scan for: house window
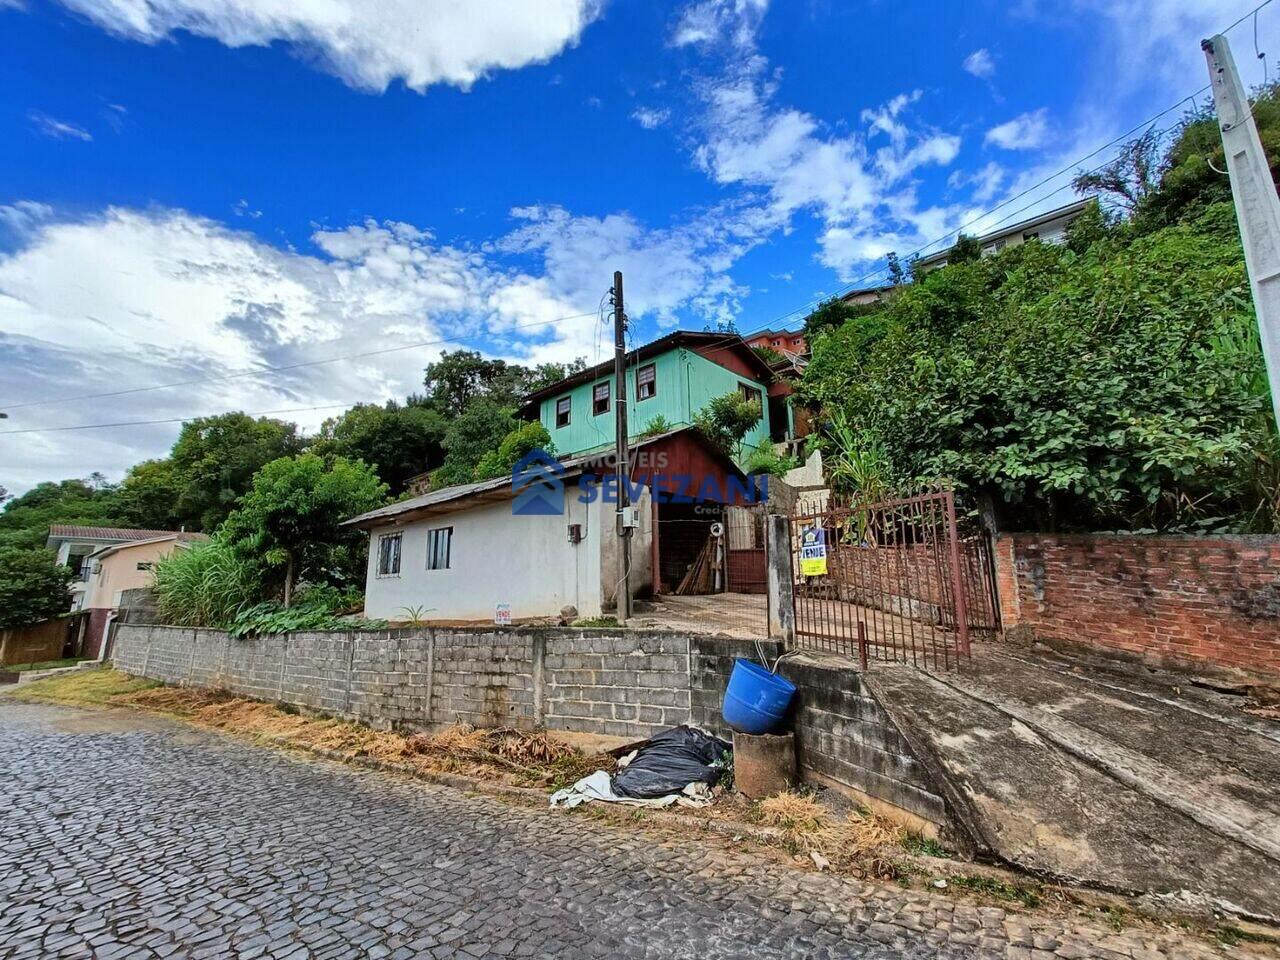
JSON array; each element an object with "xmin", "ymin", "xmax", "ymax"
[
  {"xmin": 738, "ymin": 382, "xmax": 763, "ymax": 409},
  {"xmin": 376, "ymin": 533, "xmax": 402, "ymax": 576},
  {"xmin": 555, "ymin": 396, "xmax": 572, "ymax": 428},
  {"xmin": 592, "ymin": 381, "xmax": 610, "ymax": 416},
  {"xmin": 1023, "ymin": 231, "xmax": 1039, "ymax": 241},
  {"xmin": 426, "ymin": 527, "xmax": 452, "ymax": 571},
  {"xmin": 136, "ymin": 561, "xmax": 153, "ymax": 571},
  {"xmin": 636, "ymin": 364, "xmax": 656, "ymax": 401}
]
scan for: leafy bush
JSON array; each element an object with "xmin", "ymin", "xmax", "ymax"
[
  {"xmin": 640, "ymin": 414, "xmax": 675, "ymax": 438},
  {"xmin": 801, "ymin": 218, "xmax": 1270, "ymax": 532},
  {"xmin": 0, "ymin": 548, "xmax": 73, "ymax": 629},
  {"xmin": 693, "ymin": 392, "xmax": 762, "ymax": 460},
  {"xmin": 152, "ymin": 540, "xmax": 259, "ymax": 628},
  {"xmin": 742, "ymin": 442, "xmax": 800, "ymax": 478},
  {"xmin": 227, "ymin": 599, "xmax": 386, "ymax": 639}
]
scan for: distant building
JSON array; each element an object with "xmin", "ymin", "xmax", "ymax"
[
  {"xmin": 743, "ymin": 328, "xmax": 807, "ymax": 357},
  {"xmin": 46, "ymin": 526, "xmax": 204, "ymax": 613},
  {"xmin": 913, "ymin": 198, "xmax": 1092, "ymax": 274}
]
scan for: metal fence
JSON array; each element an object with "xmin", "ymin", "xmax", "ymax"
[{"xmin": 790, "ymin": 489, "xmax": 997, "ymax": 670}]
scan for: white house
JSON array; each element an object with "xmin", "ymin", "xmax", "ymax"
[{"xmin": 345, "ymin": 454, "xmax": 654, "ymax": 623}]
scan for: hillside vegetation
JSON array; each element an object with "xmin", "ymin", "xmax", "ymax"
[{"xmin": 800, "ymin": 89, "xmax": 1280, "ymax": 534}]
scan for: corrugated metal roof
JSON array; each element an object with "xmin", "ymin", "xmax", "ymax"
[
  {"xmin": 343, "ymin": 427, "xmax": 702, "ymax": 528},
  {"xmin": 47, "ymin": 525, "xmax": 207, "ymax": 542}
]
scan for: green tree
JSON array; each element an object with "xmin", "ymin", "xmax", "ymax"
[
  {"xmin": 0, "ymin": 548, "xmax": 73, "ymax": 628},
  {"xmin": 1072, "ymin": 127, "xmax": 1164, "ymax": 213},
  {"xmin": 422, "ymin": 351, "xmax": 585, "ymax": 417},
  {"xmin": 801, "ymin": 215, "xmax": 1268, "ymax": 532},
  {"xmin": 116, "ymin": 459, "xmax": 182, "ymax": 529},
  {"xmin": 473, "ymin": 421, "xmax": 555, "ymax": 481},
  {"xmin": 802, "ymin": 296, "xmax": 885, "ymax": 342},
  {"xmin": 0, "ymin": 478, "xmax": 126, "ymax": 550},
  {"xmin": 431, "ymin": 400, "xmax": 519, "ymax": 489},
  {"xmin": 220, "ymin": 454, "xmax": 388, "ymax": 605},
  {"xmin": 693, "ymin": 392, "xmax": 763, "ymax": 461},
  {"xmin": 314, "ymin": 400, "xmax": 449, "ymax": 494},
  {"xmin": 169, "ymin": 413, "xmax": 304, "ymax": 531},
  {"xmin": 946, "ymin": 233, "xmax": 982, "ymax": 265}
]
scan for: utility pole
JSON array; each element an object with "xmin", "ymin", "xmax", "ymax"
[
  {"xmin": 1204, "ymin": 33, "xmax": 1280, "ymax": 430},
  {"xmin": 612, "ymin": 270, "xmax": 633, "ymax": 623}
]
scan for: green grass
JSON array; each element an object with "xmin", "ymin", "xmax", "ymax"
[
  {"xmin": 572, "ymin": 617, "xmax": 620, "ymax": 628},
  {"xmin": 6, "ymin": 666, "xmax": 160, "ymax": 706},
  {"xmin": 901, "ymin": 833, "xmax": 954, "ymax": 859},
  {"xmin": 947, "ymin": 873, "xmax": 1043, "ymax": 909},
  {"xmin": 8, "ymin": 657, "xmax": 86, "ymax": 673}
]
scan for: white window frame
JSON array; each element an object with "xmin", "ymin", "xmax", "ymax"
[
  {"xmin": 376, "ymin": 532, "xmax": 402, "ymax": 577},
  {"xmin": 592, "ymin": 381, "xmax": 611, "ymax": 416},
  {"xmin": 555, "ymin": 395, "xmax": 572, "ymax": 427},
  {"xmin": 636, "ymin": 363, "xmax": 657, "ymax": 401},
  {"xmin": 425, "ymin": 526, "xmax": 453, "ymax": 571}
]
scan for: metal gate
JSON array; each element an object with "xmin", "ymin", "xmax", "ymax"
[{"xmin": 790, "ymin": 489, "xmax": 998, "ymax": 670}]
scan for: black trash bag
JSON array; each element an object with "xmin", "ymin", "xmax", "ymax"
[{"xmin": 610, "ymin": 726, "xmax": 731, "ymax": 799}]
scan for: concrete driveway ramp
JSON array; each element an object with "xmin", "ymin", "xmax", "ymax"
[{"xmin": 866, "ymin": 648, "xmax": 1280, "ymax": 922}]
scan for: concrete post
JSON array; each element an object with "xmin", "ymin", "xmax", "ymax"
[
  {"xmin": 1205, "ymin": 34, "xmax": 1280, "ymax": 431},
  {"xmin": 766, "ymin": 514, "xmax": 796, "ymax": 644},
  {"xmin": 531, "ymin": 632, "xmax": 546, "ymax": 726}
]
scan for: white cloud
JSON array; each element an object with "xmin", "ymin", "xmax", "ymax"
[
  {"xmin": 0, "ymin": 198, "xmax": 771, "ymax": 488},
  {"xmin": 0, "ymin": 207, "xmax": 584, "ymax": 489},
  {"xmin": 963, "ymin": 48, "xmax": 995, "ymax": 79},
  {"xmin": 499, "ymin": 202, "xmax": 766, "ymax": 336},
  {"xmin": 1067, "ymin": 0, "xmax": 1247, "ymax": 89},
  {"xmin": 28, "ymin": 111, "xmax": 93, "ymax": 141},
  {"xmin": 672, "ymin": 0, "xmax": 768, "ymax": 48},
  {"xmin": 985, "ymin": 108, "xmax": 1049, "ymax": 150},
  {"xmin": 632, "ymin": 107, "xmax": 671, "ymax": 129},
  {"xmin": 49, "ymin": 0, "xmax": 602, "ymax": 92},
  {"xmin": 0, "ymin": 201, "xmax": 55, "ymax": 234},
  {"xmin": 949, "ymin": 161, "xmax": 1006, "ymax": 203}
]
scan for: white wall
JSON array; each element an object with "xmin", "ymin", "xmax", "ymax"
[{"xmin": 362, "ymin": 487, "xmax": 607, "ymax": 622}]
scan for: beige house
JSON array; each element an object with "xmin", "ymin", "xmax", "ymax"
[{"xmin": 79, "ymin": 534, "xmax": 206, "ymax": 658}]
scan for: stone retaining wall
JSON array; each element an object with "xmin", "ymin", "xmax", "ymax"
[{"xmin": 112, "ymin": 623, "xmax": 946, "ymax": 827}]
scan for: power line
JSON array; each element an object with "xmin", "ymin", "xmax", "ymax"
[
  {"xmin": 0, "ymin": 402, "xmax": 358, "ymax": 437},
  {"xmin": 1223, "ymin": 0, "xmax": 1276, "ymax": 37},
  {"xmin": 0, "ymin": 311, "xmax": 598, "ymax": 412}
]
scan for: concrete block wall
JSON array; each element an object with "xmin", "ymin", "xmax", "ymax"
[
  {"xmin": 112, "ymin": 624, "xmax": 946, "ymax": 827},
  {"xmin": 544, "ymin": 631, "xmax": 691, "ymax": 738},
  {"xmin": 776, "ymin": 656, "xmax": 946, "ymax": 827},
  {"xmin": 996, "ymin": 533, "xmax": 1280, "ymax": 678}
]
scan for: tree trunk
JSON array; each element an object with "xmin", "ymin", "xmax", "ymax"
[{"xmin": 283, "ymin": 553, "xmax": 294, "ymax": 608}]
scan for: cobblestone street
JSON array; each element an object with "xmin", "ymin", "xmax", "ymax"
[{"xmin": 0, "ymin": 701, "xmax": 1245, "ymax": 959}]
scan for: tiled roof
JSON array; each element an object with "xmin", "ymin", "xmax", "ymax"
[{"xmin": 47, "ymin": 525, "xmax": 206, "ymax": 542}]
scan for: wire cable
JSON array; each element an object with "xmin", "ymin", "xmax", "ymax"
[
  {"xmin": 0, "ymin": 402, "xmax": 358, "ymax": 437},
  {"xmin": 0, "ymin": 310, "xmax": 598, "ymax": 412}
]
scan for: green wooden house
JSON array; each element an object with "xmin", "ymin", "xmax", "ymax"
[{"xmin": 519, "ymin": 331, "xmax": 787, "ymax": 459}]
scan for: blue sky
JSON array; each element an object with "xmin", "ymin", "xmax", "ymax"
[{"xmin": 0, "ymin": 0, "xmax": 1272, "ymax": 490}]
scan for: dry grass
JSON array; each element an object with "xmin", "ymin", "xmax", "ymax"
[
  {"xmin": 754, "ymin": 789, "xmax": 905, "ymax": 879},
  {"xmin": 11, "ymin": 668, "xmax": 613, "ymax": 790}
]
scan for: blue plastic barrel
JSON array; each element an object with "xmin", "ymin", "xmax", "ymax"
[{"xmin": 722, "ymin": 658, "xmax": 797, "ymax": 735}]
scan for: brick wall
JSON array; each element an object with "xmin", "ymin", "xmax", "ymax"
[
  {"xmin": 112, "ymin": 624, "xmax": 947, "ymax": 827},
  {"xmin": 995, "ymin": 533, "xmax": 1280, "ymax": 678}
]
